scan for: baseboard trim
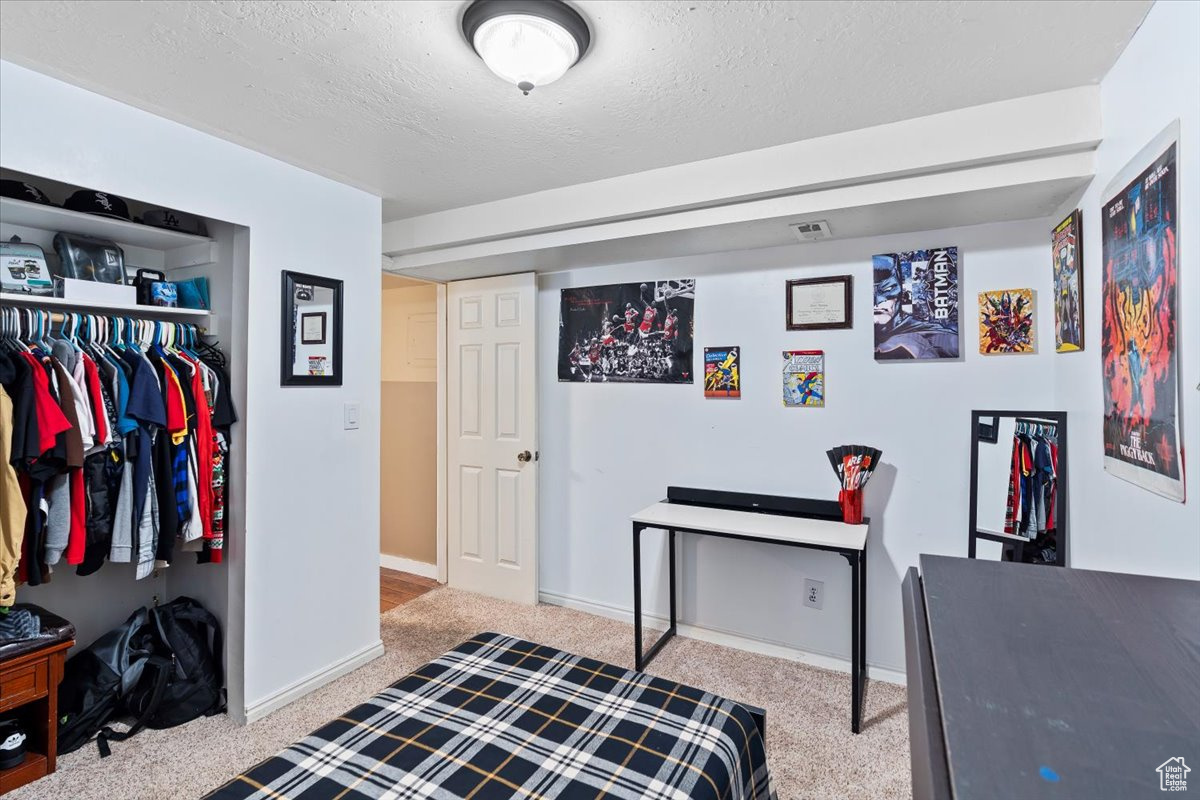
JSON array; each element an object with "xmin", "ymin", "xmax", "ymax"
[
  {"xmin": 244, "ymin": 639, "xmax": 385, "ymax": 724},
  {"xmin": 539, "ymin": 590, "xmax": 906, "ymax": 686},
  {"xmin": 380, "ymin": 553, "xmax": 438, "ymax": 580}
]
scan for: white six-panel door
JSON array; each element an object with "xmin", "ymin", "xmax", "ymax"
[{"xmin": 447, "ymin": 273, "xmax": 538, "ymax": 604}]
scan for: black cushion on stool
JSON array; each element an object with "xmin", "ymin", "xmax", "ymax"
[{"xmin": 0, "ymin": 604, "xmax": 76, "ymax": 663}]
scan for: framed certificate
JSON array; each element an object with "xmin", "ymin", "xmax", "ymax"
[
  {"xmin": 301, "ymin": 312, "xmax": 327, "ymax": 344},
  {"xmin": 786, "ymin": 275, "xmax": 852, "ymax": 330}
]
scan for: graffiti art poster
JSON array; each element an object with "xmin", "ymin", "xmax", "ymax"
[
  {"xmin": 704, "ymin": 346, "xmax": 740, "ymax": 398},
  {"xmin": 558, "ymin": 279, "xmax": 694, "ymax": 383},
  {"xmin": 1053, "ymin": 210, "xmax": 1084, "ymax": 352},
  {"xmin": 1101, "ymin": 122, "xmax": 1184, "ymax": 501},
  {"xmin": 873, "ymin": 247, "xmax": 959, "ymax": 360},
  {"xmin": 783, "ymin": 350, "xmax": 824, "ymax": 407},
  {"xmin": 978, "ymin": 288, "xmax": 1036, "ymax": 355}
]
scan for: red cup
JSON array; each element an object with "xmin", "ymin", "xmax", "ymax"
[{"xmin": 838, "ymin": 489, "xmax": 864, "ymax": 524}]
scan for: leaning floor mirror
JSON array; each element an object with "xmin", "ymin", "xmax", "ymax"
[{"xmin": 969, "ymin": 410, "xmax": 1069, "ymax": 566}]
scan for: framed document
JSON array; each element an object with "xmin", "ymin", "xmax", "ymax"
[
  {"xmin": 786, "ymin": 275, "xmax": 852, "ymax": 330},
  {"xmin": 301, "ymin": 312, "xmax": 327, "ymax": 344}
]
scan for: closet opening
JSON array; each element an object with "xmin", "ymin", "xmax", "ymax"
[
  {"xmin": 1, "ymin": 166, "xmax": 250, "ymax": 743},
  {"xmin": 379, "ymin": 273, "xmax": 443, "ymax": 611}
]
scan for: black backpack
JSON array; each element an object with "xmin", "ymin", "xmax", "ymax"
[
  {"xmin": 57, "ymin": 597, "xmax": 224, "ymax": 757},
  {"xmin": 58, "ymin": 607, "xmax": 170, "ymax": 756},
  {"xmin": 126, "ymin": 596, "xmax": 225, "ymax": 730}
]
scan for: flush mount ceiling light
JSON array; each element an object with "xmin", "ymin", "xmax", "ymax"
[{"xmin": 462, "ymin": 0, "xmax": 591, "ymax": 95}]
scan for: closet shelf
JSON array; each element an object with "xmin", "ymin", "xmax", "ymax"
[
  {"xmin": 1, "ymin": 292, "xmax": 212, "ymax": 320},
  {"xmin": 1, "ymin": 196, "xmax": 214, "ymax": 251}
]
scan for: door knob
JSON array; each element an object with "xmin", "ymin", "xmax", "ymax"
[{"xmin": 517, "ymin": 450, "xmax": 533, "ymax": 463}]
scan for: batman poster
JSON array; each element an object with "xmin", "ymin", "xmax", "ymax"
[{"xmin": 873, "ymin": 247, "xmax": 959, "ymax": 360}]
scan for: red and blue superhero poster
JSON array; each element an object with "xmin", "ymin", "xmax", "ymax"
[
  {"xmin": 873, "ymin": 247, "xmax": 959, "ymax": 360},
  {"xmin": 783, "ymin": 350, "xmax": 824, "ymax": 407},
  {"xmin": 1101, "ymin": 125, "xmax": 1184, "ymax": 502}
]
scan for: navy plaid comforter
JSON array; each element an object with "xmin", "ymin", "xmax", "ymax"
[{"xmin": 207, "ymin": 632, "xmax": 775, "ymax": 799}]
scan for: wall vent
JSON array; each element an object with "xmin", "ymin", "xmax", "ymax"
[{"xmin": 789, "ymin": 220, "xmax": 832, "ymax": 242}]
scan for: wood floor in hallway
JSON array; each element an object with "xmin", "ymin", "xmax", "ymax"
[{"xmin": 380, "ymin": 568, "xmax": 438, "ymax": 613}]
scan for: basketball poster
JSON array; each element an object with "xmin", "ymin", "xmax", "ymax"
[
  {"xmin": 1101, "ymin": 124, "xmax": 1184, "ymax": 501},
  {"xmin": 558, "ymin": 279, "xmax": 694, "ymax": 383}
]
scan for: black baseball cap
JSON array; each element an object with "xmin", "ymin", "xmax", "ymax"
[
  {"xmin": 64, "ymin": 189, "xmax": 131, "ymax": 220},
  {"xmin": 141, "ymin": 207, "xmax": 208, "ymax": 237},
  {"xmin": 1, "ymin": 179, "xmax": 53, "ymax": 205}
]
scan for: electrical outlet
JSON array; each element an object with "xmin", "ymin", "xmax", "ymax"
[{"xmin": 803, "ymin": 578, "xmax": 824, "ymax": 610}]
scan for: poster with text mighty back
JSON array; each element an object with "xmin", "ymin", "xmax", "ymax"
[{"xmin": 1101, "ymin": 123, "xmax": 1184, "ymax": 502}]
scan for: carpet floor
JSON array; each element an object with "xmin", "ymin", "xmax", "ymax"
[{"xmin": 11, "ymin": 587, "xmax": 911, "ymax": 799}]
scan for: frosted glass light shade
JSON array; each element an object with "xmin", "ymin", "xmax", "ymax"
[{"xmin": 473, "ymin": 13, "xmax": 580, "ymax": 92}]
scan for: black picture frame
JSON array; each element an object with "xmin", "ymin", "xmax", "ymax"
[
  {"xmin": 968, "ymin": 410, "xmax": 1069, "ymax": 567},
  {"xmin": 786, "ymin": 275, "xmax": 852, "ymax": 331},
  {"xmin": 300, "ymin": 312, "xmax": 327, "ymax": 344},
  {"xmin": 977, "ymin": 415, "xmax": 999, "ymax": 443},
  {"xmin": 281, "ymin": 270, "xmax": 343, "ymax": 387}
]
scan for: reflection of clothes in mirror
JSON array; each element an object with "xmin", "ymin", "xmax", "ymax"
[{"xmin": 1004, "ymin": 429, "xmax": 1058, "ymax": 540}]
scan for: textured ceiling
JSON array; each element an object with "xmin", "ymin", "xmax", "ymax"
[{"xmin": 0, "ymin": 1, "xmax": 1150, "ymax": 221}]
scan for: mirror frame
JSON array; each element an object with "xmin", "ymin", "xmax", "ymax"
[
  {"xmin": 281, "ymin": 269, "xmax": 344, "ymax": 387},
  {"xmin": 968, "ymin": 409, "xmax": 1069, "ymax": 567}
]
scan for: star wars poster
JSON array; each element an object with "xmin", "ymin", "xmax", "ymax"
[
  {"xmin": 1101, "ymin": 125, "xmax": 1184, "ymax": 502},
  {"xmin": 558, "ymin": 279, "xmax": 694, "ymax": 383},
  {"xmin": 704, "ymin": 346, "xmax": 740, "ymax": 398},
  {"xmin": 1052, "ymin": 210, "xmax": 1084, "ymax": 352},
  {"xmin": 873, "ymin": 247, "xmax": 959, "ymax": 360},
  {"xmin": 783, "ymin": 350, "xmax": 824, "ymax": 407},
  {"xmin": 979, "ymin": 288, "xmax": 1035, "ymax": 355}
]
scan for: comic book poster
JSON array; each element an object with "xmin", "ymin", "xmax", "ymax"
[
  {"xmin": 558, "ymin": 279, "xmax": 694, "ymax": 383},
  {"xmin": 783, "ymin": 350, "xmax": 824, "ymax": 407},
  {"xmin": 978, "ymin": 288, "xmax": 1036, "ymax": 355},
  {"xmin": 704, "ymin": 346, "xmax": 740, "ymax": 397},
  {"xmin": 1052, "ymin": 210, "xmax": 1084, "ymax": 352},
  {"xmin": 1101, "ymin": 126, "xmax": 1184, "ymax": 501},
  {"xmin": 873, "ymin": 246, "xmax": 959, "ymax": 360}
]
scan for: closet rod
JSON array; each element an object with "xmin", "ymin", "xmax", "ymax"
[{"xmin": 12, "ymin": 308, "xmax": 207, "ymax": 334}]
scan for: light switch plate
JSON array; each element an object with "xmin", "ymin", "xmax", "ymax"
[
  {"xmin": 343, "ymin": 402, "xmax": 360, "ymax": 430},
  {"xmin": 803, "ymin": 578, "xmax": 823, "ymax": 610}
]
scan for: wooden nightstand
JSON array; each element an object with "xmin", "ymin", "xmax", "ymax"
[{"xmin": 0, "ymin": 609, "xmax": 75, "ymax": 794}]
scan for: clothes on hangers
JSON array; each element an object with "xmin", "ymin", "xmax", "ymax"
[
  {"xmin": 1002, "ymin": 420, "xmax": 1058, "ymax": 543},
  {"xmin": 0, "ymin": 355, "xmax": 26, "ymax": 607},
  {"xmin": 0, "ymin": 309, "xmax": 235, "ymax": 606}
]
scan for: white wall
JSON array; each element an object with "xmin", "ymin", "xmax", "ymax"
[
  {"xmin": 538, "ymin": 218, "xmax": 1057, "ymax": 673},
  {"xmin": 382, "ymin": 284, "xmax": 438, "ymax": 383},
  {"xmin": 0, "ymin": 61, "xmax": 383, "ymax": 717},
  {"xmin": 1056, "ymin": 0, "xmax": 1200, "ymax": 579}
]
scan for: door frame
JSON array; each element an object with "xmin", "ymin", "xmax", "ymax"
[
  {"xmin": 379, "ymin": 268, "xmax": 449, "ymax": 584},
  {"xmin": 383, "ymin": 271, "xmax": 537, "ymax": 592},
  {"xmin": 436, "ymin": 283, "xmax": 448, "ymax": 583}
]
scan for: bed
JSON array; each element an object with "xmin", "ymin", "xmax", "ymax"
[{"xmin": 206, "ymin": 632, "xmax": 775, "ymax": 799}]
